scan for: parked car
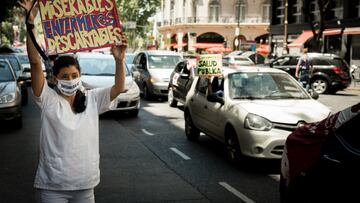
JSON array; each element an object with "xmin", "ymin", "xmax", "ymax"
[
  {"xmin": 75, "ymin": 52, "xmax": 140, "ymax": 117},
  {"xmin": 0, "ymin": 53, "xmax": 28, "ymax": 105},
  {"xmin": 225, "ymin": 51, "xmax": 265, "ymax": 65},
  {"xmin": 269, "ymin": 53, "xmax": 352, "ymax": 94},
  {"xmin": 16, "ymin": 53, "xmax": 47, "ymax": 84},
  {"xmin": 184, "ymin": 66, "xmax": 330, "ymax": 164},
  {"xmin": 168, "ymin": 59, "xmax": 195, "ymax": 107},
  {"xmin": 0, "ymin": 59, "xmax": 22, "ymax": 129},
  {"xmin": 280, "ymin": 102, "xmax": 360, "ymax": 202},
  {"xmin": 131, "ymin": 50, "xmax": 183, "ymax": 100}
]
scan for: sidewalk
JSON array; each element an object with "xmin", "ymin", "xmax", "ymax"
[{"xmin": 346, "ymin": 81, "xmax": 360, "ymax": 91}]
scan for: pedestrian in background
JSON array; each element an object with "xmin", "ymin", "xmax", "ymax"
[
  {"xmin": 295, "ymin": 48, "xmax": 313, "ymax": 92},
  {"xmin": 19, "ymin": 0, "xmax": 127, "ymax": 202}
]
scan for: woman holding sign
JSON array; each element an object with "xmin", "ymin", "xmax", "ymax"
[{"xmin": 19, "ymin": 0, "xmax": 127, "ymax": 202}]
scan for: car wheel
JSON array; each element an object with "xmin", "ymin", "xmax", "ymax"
[
  {"xmin": 128, "ymin": 109, "xmax": 139, "ymax": 117},
  {"xmin": 225, "ymin": 127, "xmax": 242, "ymax": 164},
  {"xmin": 168, "ymin": 87, "xmax": 178, "ymax": 107},
  {"xmin": 185, "ymin": 111, "xmax": 200, "ymax": 141},
  {"xmin": 143, "ymin": 84, "xmax": 151, "ymax": 100},
  {"xmin": 311, "ymin": 78, "xmax": 328, "ymax": 94}
]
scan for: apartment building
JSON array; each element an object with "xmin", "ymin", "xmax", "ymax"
[
  {"xmin": 156, "ymin": 0, "xmax": 270, "ymax": 53},
  {"xmin": 269, "ymin": 0, "xmax": 360, "ymax": 65}
]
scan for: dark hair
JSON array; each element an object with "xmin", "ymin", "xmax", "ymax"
[{"xmin": 53, "ymin": 55, "xmax": 86, "ymax": 114}]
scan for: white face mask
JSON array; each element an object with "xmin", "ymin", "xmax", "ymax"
[{"xmin": 56, "ymin": 78, "xmax": 82, "ymax": 96}]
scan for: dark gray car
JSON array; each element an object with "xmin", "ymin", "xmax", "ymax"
[
  {"xmin": 131, "ymin": 50, "xmax": 182, "ymax": 100},
  {"xmin": 269, "ymin": 53, "xmax": 352, "ymax": 94}
]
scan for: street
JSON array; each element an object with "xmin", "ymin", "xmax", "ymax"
[{"xmin": 1, "ymin": 87, "xmax": 359, "ymax": 203}]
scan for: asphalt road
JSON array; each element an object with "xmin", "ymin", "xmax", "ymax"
[{"xmin": 1, "ymin": 87, "xmax": 359, "ymax": 203}]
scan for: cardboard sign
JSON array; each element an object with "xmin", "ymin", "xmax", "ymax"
[
  {"xmin": 38, "ymin": 0, "xmax": 122, "ymax": 54},
  {"xmin": 196, "ymin": 54, "xmax": 222, "ymax": 76}
]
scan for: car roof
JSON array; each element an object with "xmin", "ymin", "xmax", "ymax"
[
  {"xmin": 222, "ymin": 66, "xmax": 286, "ymax": 76},
  {"xmin": 281, "ymin": 52, "xmax": 341, "ymax": 58}
]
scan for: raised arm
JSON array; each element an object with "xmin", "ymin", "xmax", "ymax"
[
  {"xmin": 110, "ymin": 33, "xmax": 128, "ymax": 101},
  {"xmin": 18, "ymin": 0, "xmax": 44, "ymax": 97}
]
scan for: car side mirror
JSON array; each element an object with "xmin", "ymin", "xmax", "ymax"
[
  {"xmin": 310, "ymin": 90, "xmax": 319, "ymax": 100},
  {"xmin": 207, "ymin": 92, "xmax": 224, "ymax": 105}
]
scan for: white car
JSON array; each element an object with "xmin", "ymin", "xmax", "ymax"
[
  {"xmin": 76, "ymin": 52, "xmax": 140, "ymax": 117},
  {"xmin": 184, "ymin": 66, "xmax": 331, "ymax": 163}
]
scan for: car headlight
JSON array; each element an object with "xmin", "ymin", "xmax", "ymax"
[
  {"xmin": 0, "ymin": 93, "xmax": 16, "ymax": 104},
  {"xmin": 126, "ymin": 83, "xmax": 140, "ymax": 95},
  {"xmin": 244, "ymin": 113, "xmax": 273, "ymax": 131},
  {"xmin": 150, "ymin": 76, "xmax": 161, "ymax": 83}
]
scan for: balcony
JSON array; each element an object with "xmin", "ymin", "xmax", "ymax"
[{"xmin": 159, "ymin": 16, "xmax": 270, "ymax": 27}]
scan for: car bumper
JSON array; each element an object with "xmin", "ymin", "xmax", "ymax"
[
  {"xmin": 331, "ymin": 78, "xmax": 351, "ymax": 90},
  {"xmin": 151, "ymin": 82, "xmax": 169, "ymax": 96},
  {"xmin": 0, "ymin": 105, "xmax": 22, "ymax": 121},
  {"xmin": 238, "ymin": 128, "xmax": 292, "ymax": 159},
  {"xmin": 111, "ymin": 96, "xmax": 140, "ymax": 111}
]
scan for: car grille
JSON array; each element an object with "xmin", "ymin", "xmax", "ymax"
[
  {"xmin": 117, "ymin": 100, "xmax": 138, "ymax": 108},
  {"xmin": 273, "ymin": 122, "xmax": 304, "ymax": 132}
]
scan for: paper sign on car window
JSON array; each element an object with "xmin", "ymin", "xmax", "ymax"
[
  {"xmin": 196, "ymin": 54, "xmax": 222, "ymax": 76},
  {"xmin": 38, "ymin": 0, "xmax": 122, "ymax": 55}
]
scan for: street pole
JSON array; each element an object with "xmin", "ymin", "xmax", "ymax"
[
  {"xmin": 237, "ymin": 0, "xmax": 240, "ymax": 51},
  {"xmin": 283, "ymin": 0, "xmax": 289, "ymax": 55}
]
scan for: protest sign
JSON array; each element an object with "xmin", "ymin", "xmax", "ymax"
[
  {"xmin": 38, "ymin": 0, "xmax": 122, "ymax": 54},
  {"xmin": 196, "ymin": 54, "xmax": 222, "ymax": 76}
]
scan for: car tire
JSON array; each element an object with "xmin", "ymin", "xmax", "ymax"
[
  {"xmin": 168, "ymin": 87, "xmax": 178, "ymax": 107},
  {"xmin": 128, "ymin": 109, "xmax": 139, "ymax": 117},
  {"xmin": 225, "ymin": 127, "xmax": 242, "ymax": 164},
  {"xmin": 311, "ymin": 78, "xmax": 328, "ymax": 94},
  {"xmin": 185, "ymin": 111, "xmax": 200, "ymax": 141},
  {"xmin": 13, "ymin": 116, "xmax": 23, "ymax": 130},
  {"xmin": 21, "ymin": 87, "xmax": 28, "ymax": 106},
  {"xmin": 143, "ymin": 84, "xmax": 151, "ymax": 100}
]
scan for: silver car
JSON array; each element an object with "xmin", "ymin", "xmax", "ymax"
[
  {"xmin": 184, "ymin": 66, "xmax": 331, "ymax": 163},
  {"xmin": 76, "ymin": 52, "xmax": 140, "ymax": 117},
  {"xmin": 0, "ymin": 59, "xmax": 22, "ymax": 129},
  {"xmin": 131, "ymin": 50, "xmax": 182, "ymax": 100}
]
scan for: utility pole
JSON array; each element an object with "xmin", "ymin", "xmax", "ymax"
[
  {"xmin": 283, "ymin": 0, "xmax": 289, "ymax": 54},
  {"xmin": 235, "ymin": 0, "xmax": 241, "ymax": 51}
]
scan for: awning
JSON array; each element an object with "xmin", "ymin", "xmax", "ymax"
[
  {"xmin": 205, "ymin": 47, "xmax": 232, "ymax": 53},
  {"xmin": 288, "ymin": 31, "xmax": 314, "ymax": 48},
  {"xmin": 192, "ymin": 43, "xmax": 224, "ymax": 49},
  {"xmin": 323, "ymin": 29, "xmax": 342, "ymax": 36},
  {"xmin": 174, "ymin": 42, "xmax": 187, "ymax": 48},
  {"xmin": 167, "ymin": 43, "xmax": 177, "ymax": 47}
]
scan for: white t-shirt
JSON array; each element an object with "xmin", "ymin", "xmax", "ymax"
[{"xmin": 33, "ymin": 81, "xmax": 113, "ymax": 190}]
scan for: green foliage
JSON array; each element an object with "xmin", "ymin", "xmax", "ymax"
[
  {"xmin": 116, "ymin": 0, "xmax": 160, "ymax": 49},
  {"xmin": 0, "ymin": 21, "xmax": 14, "ymax": 46}
]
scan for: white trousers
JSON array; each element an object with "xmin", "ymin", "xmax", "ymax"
[{"xmin": 36, "ymin": 188, "xmax": 95, "ymax": 203}]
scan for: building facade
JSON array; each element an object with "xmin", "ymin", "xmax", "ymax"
[
  {"xmin": 269, "ymin": 0, "xmax": 360, "ymax": 65},
  {"xmin": 156, "ymin": 0, "xmax": 270, "ymax": 53}
]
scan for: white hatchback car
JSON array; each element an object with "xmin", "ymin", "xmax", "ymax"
[
  {"xmin": 76, "ymin": 52, "xmax": 140, "ymax": 117},
  {"xmin": 184, "ymin": 66, "xmax": 331, "ymax": 163}
]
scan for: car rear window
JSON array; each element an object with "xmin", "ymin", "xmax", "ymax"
[
  {"xmin": 0, "ymin": 62, "xmax": 14, "ymax": 82},
  {"xmin": 148, "ymin": 55, "xmax": 182, "ymax": 69},
  {"xmin": 329, "ymin": 58, "xmax": 349, "ymax": 69}
]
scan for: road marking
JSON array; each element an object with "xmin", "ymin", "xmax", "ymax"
[
  {"xmin": 219, "ymin": 182, "xmax": 255, "ymax": 203},
  {"xmin": 170, "ymin": 147, "xmax": 191, "ymax": 160},
  {"xmin": 141, "ymin": 128, "xmax": 154, "ymax": 136}
]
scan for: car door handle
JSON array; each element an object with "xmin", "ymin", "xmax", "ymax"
[{"xmin": 204, "ymin": 105, "xmax": 208, "ymax": 109}]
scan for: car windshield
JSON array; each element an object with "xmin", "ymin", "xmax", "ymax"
[
  {"xmin": 125, "ymin": 54, "xmax": 135, "ymax": 65},
  {"xmin": 79, "ymin": 57, "xmax": 130, "ymax": 76},
  {"xmin": 0, "ymin": 62, "xmax": 14, "ymax": 82},
  {"xmin": 17, "ymin": 54, "xmax": 29, "ymax": 65},
  {"xmin": 229, "ymin": 72, "xmax": 309, "ymax": 100},
  {"xmin": 148, "ymin": 55, "xmax": 181, "ymax": 69},
  {"xmin": 0, "ymin": 55, "xmax": 21, "ymax": 71}
]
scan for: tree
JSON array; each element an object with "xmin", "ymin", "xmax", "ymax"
[
  {"xmin": 116, "ymin": 0, "xmax": 160, "ymax": 49},
  {"xmin": 302, "ymin": 0, "xmax": 344, "ymax": 52}
]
